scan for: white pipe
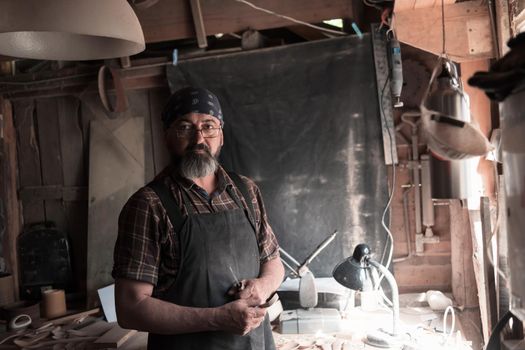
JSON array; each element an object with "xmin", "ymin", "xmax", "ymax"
[
  {"xmin": 370, "ymin": 259, "xmax": 399, "ymax": 336},
  {"xmin": 420, "ymin": 154, "xmax": 435, "ymax": 234}
]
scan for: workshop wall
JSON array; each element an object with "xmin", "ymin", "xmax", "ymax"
[
  {"xmin": 10, "ymin": 89, "xmax": 171, "ymax": 296},
  {"xmin": 2, "ymin": 41, "xmax": 487, "ymax": 299}
]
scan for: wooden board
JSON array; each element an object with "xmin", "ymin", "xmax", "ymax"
[
  {"xmin": 480, "ymin": 197, "xmax": 498, "ymax": 334},
  {"xmin": 468, "ymin": 208, "xmax": 489, "ymax": 343},
  {"xmin": 450, "ymin": 200, "xmax": 478, "ymax": 308},
  {"xmin": 147, "ymin": 88, "xmax": 171, "ymax": 179},
  {"xmin": 394, "ymin": 0, "xmax": 494, "ymax": 61},
  {"xmin": 35, "ymin": 99, "xmax": 66, "ymax": 229},
  {"xmin": 92, "ymin": 325, "xmax": 137, "ymax": 349},
  {"xmin": 0, "ymin": 98, "xmax": 21, "ymax": 298},
  {"xmin": 118, "ymin": 332, "xmax": 147, "ymax": 350},
  {"xmin": 57, "ymin": 96, "xmax": 89, "ymax": 294},
  {"xmin": 136, "ymin": 0, "xmax": 353, "ymax": 43},
  {"xmin": 86, "ymin": 117, "xmax": 145, "ymax": 307}
]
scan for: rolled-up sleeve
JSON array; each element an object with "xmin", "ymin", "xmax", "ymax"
[
  {"xmin": 240, "ymin": 176, "xmax": 280, "ymax": 263},
  {"xmin": 112, "ymin": 189, "xmax": 162, "ymax": 286}
]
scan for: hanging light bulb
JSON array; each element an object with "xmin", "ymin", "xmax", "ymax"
[
  {"xmin": 0, "ymin": 0, "xmax": 145, "ymax": 61},
  {"xmin": 420, "ymin": 0, "xmax": 492, "ymax": 160}
]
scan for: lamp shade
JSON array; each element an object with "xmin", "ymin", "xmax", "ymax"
[
  {"xmin": 421, "ymin": 62, "xmax": 492, "ymax": 160},
  {"xmin": 0, "ymin": 0, "xmax": 145, "ymax": 61},
  {"xmin": 332, "ymin": 244, "xmax": 378, "ymax": 292}
]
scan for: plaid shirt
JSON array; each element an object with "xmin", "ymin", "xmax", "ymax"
[{"xmin": 112, "ymin": 166, "xmax": 280, "ymax": 294}]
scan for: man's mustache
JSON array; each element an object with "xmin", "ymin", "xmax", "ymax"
[{"xmin": 185, "ymin": 143, "xmax": 212, "ymax": 155}]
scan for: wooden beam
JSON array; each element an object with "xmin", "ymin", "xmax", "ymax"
[
  {"xmin": 394, "ymin": 0, "xmax": 495, "ymax": 62},
  {"xmin": 495, "ymin": 0, "xmax": 512, "ymax": 56},
  {"xmin": 136, "ymin": 0, "xmax": 353, "ymax": 43},
  {"xmin": 0, "ymin": 98, "xmax": 21, "ymax": 300},
  {"xmin": 189, "ymin": 0, "xmax": 208, "ymax": 48}
]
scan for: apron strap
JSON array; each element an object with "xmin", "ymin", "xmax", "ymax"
[
  {"xmin": 227, "ymin": 172, "xmax": 257, "ymax": 232},
  {"xmin": 148, "ymin": 181, "xmax": 186, "ymax": 234}
]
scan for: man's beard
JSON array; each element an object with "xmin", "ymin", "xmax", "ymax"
[{"xmin": 175, "ymin": 144, "xmax": 220, "ymax": 180}]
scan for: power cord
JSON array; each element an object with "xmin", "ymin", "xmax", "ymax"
[{"xmin": 232, "ymin": 0, "xmax": 348, "ymax": 37}]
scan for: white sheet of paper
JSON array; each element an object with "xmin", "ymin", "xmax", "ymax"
[{"xmin": 97, "ymin": 284, "xmax": 116, "ymax": 322}]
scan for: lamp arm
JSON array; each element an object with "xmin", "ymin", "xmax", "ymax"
[{"xmin": 369, "ymin": 259, "xmax": 399, "ymax": 336}]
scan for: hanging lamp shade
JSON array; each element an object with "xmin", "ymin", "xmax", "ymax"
[
  {"xmin": 0, "ymin": 0, "xmax": 145, "ymax": 61},
  {"xmin": 421, "ymin": 59, "xmax": 492, "ymax": 160}
]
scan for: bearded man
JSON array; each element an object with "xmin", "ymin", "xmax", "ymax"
[{"xmin": 112, "ymin": 87, "xmax": 284, "ymax": 350}]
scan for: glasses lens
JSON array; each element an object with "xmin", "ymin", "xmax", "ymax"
[
  {"xmin": 175, "ymin": 127, "xmax": 220, "ymax": 138},
  {"xmin": 202, "ymin": 128, "xmax": 219, "ymax": 138}
]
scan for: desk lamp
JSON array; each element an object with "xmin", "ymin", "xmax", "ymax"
[{"xmin": 333, "ymin": 244, "xmax": 401, "ymax": 348}]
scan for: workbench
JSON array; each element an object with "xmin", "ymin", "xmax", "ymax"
[{"xmin": 273, "ymin": 293, "xmax": 474, "ymax": 350}]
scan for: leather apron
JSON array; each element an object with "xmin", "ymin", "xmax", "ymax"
[{"xmin": 148, "ymin": 182, "xmax": 276, "ymax": 350}]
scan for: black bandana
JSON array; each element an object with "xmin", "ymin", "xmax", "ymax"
[{"xmin": 162, "ymin": 87, "xmax": 223, "ymax": 129}]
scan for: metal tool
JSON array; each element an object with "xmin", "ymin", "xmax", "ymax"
[
  {"xmin": 280, "ymin": 230, "xmax": 338, "ymax": 278},
  {"xmin": 260, "ymin": 292, "xmax": 279, "ymax": 308},
  {"xmin": 279, "ymin": 230, "xmax": 339, "ymax": 309},
  {"xmin": 228, "ymin": 266, "xmax": 244, "ymax": 291}
]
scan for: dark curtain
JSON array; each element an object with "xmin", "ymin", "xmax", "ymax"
[{"xmin": 166, "ymin": 35, "xmax": 389, "ymax": 277}]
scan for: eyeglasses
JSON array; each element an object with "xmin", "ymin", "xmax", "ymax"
[{"xmin": 172, "ymin": 125, "xmax": 222, "ymax": 139}]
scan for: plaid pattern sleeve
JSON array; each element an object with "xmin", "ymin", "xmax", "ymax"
[
  {"xmin": 237, "ymin": 175, "xmax": 280, "ymax": 263},
  {"xmin": 112, "ymin": 187, "xmax": 172, "ymax": 286}
]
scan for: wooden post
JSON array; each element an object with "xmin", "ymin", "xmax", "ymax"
[
  {"xmin": 480, "ymin": 196, "xmax": 499, "ymax": 332},
  {"xmin": 189, "ymin": 0, "xmax": 208, "ymax": 49},
  {"xmin": 0, "ymin": 97, "xmax": 21, "ymax": 300},
  {"xmin": 450, "ymin": 199, "xmax": 478, "ymax": 308},
  {"xmin": 450, "ymin": 199, "xmax": 483, "ymax": 350}
]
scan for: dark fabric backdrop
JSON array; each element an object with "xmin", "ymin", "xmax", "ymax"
[{"xmin": 166, "ymin": 35, "xmax": 389, "ymax": 277}]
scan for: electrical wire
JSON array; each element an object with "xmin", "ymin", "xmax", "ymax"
[
  {"xmin": 232, "ymin": 0, "xmax": 347, "ymax": 36},
  {"xmin": 441, "ymin": 0, "xmax": 446, "ymax": 56},
  {"xmin": 373, "ymin": 62, "xmax": 397, "ymax": 310},
  {"xmin": 442, "ymin": 305, "xmax": 456, "ymax": 344},
  {"xmin": 378, "ymin": 73, "xmax": 396, "ymax": 274}
]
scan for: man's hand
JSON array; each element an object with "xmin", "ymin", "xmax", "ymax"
[
  {"xmin": 215, "ymin": 299, "xmax": 267, "ymax": 335},
  {"xmin": 227, "ymin": 278, "xmax": 270, "ymax": 306}
]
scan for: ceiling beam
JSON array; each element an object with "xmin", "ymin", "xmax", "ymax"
[
  {"xmin": 394, "ymin": 0, "xmax": 495, "ymax": 62},
  {"xmin": 135, "ymin": 0, "xmax": 353, "ymax": 43}
]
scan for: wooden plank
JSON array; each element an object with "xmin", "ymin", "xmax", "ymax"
[
  {"xmin": 87, "ymin": 117, "xmax": 145, "ymax": 307},
  {"xmin": 118, "ymin": 332, "xmax": 148, "ymax": 350},
  {"xmin": 414, "ymin": 0, "xmax": 436, "ymax": 9},
  {"xmin": 394, "ymin": 0, "xmax": 494, "ymax": 62},
  {"xmin": 58, "ymin": 97, "xmax": 85, "ymax": 187},
  {"xmin": 0, "ymin": 98, "xmax": 21, "ymax": 299},
  {"xmin": 148, "ymin": 88, "xmax": 171, "ymax": 177},
  {"xmin": 51, "ymin": 308, "xmax": 101, "ymax": 325},
  {"xmin": 396, "ymin": 0, "xmax": 458, "ymax": 11},
  {"xmin": 35, "ymin": 99, "xmax": 66, "ymax": 229},
  {"xmin": 394, "ymin": 264, "xmax": 452, "ymax": 291},
  {"xmin": 137, "ymin": 0, "xmax": 352, "ymax": 43},
  {"xmin": 19, "ymin": 186, "xmax": 88, "ymax": 202},
  {"xmin": 190, "ymin": 0, "xmax": 208, "ymax": 48},
  {"xmin": 456, "ymin": 308, "xmax": 483, "ymax": 350},
  {"xmin": 57, "ymin": 96, "xmax": 88, "ymax": 294},
  {"xmin": 495, "ymin": 0, "xmax": 512, "ymax": 56},
  {"xmin": 92, "ymin": 325, "xmax": 137, "ymax": 349},
  {"xmin": 12, "ymin": 100, "xmax": 45, "ymax": 224},
  {"xmin": 125, "ymin": 91, "xmax": 153, "ymax": 182},
  {"xmin": 468, "ymin": 209, "xmax": 489, "ymax": 343},
  {"xmin": 480, "ymin": 197, "xmax": 498, "ymax": 333},
  {"xmin": 450, "ymin": 200, "xmax": 478, "ymax": 308},
  {"xmin": 395, "ymin": 0, "xmax": 416, "ymax": 12}
]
